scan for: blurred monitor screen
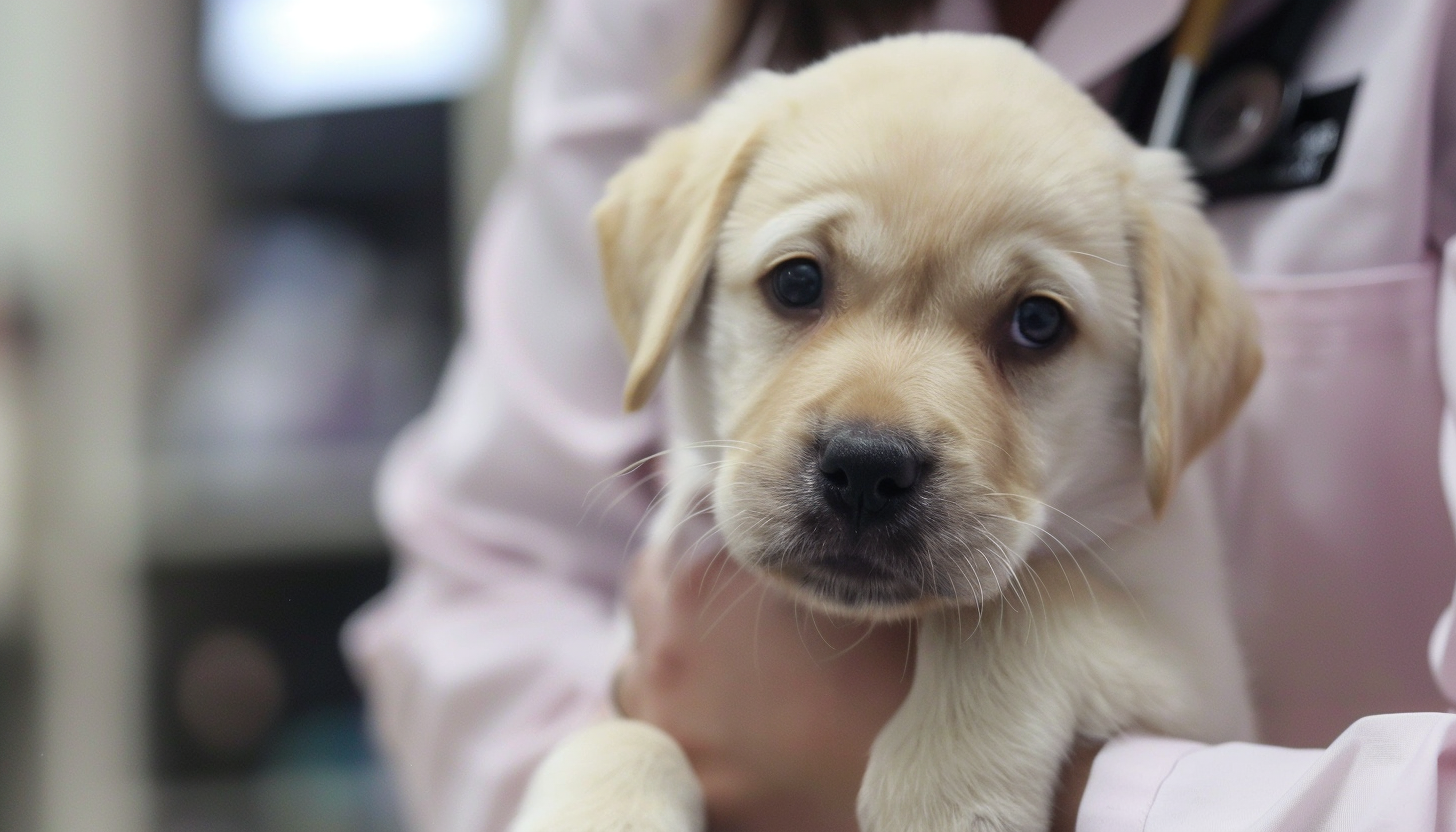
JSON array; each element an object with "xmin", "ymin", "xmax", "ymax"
[{"xmin": 202, "ymin": 0, "xmax": 503, "ymax": 119}]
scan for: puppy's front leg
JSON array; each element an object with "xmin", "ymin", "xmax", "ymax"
[
  {"xmin": 858, "ymin": 567, "xmax": 1187, "ymax": 832},
  {"xmin": 509, "ymin": 719, "xmax": 705, "ymax": 832},
  {"xmin": 857, "ymin": 610, "xmax": 1077, "ymax": 832}
]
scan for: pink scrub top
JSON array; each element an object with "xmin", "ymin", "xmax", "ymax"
[{"xmin": 343, "ymin": 0, "xmax": 1456, "ymax": 829}]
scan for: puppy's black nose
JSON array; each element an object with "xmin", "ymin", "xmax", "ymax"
[{"xmin": 818, "ymin": 427, "xmax": 922, "ymax": 520}]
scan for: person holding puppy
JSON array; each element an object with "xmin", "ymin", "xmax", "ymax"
[{"xmin": 345, "ymin": 0, "xmax": 1456, "ymax": 829}]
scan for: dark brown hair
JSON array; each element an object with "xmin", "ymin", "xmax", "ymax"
[{"xmin": 709, "ymin": 0, "xmax": 938, "ymax": 78}]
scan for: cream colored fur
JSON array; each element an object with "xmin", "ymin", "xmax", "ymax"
[{"xmin": 511, "ymin": 33, "xmax": 1261, "ymax": 832}]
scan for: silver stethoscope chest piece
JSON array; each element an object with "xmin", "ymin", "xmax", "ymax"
[{"xmin": 1183, "ymin": 64, "xmax": 1290, "ymax": 175}]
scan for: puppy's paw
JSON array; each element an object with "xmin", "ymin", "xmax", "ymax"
[
  {"xmin": 509, "ymin": 719, "xmax": 705, "ymax": 832},
  {"xmin": 858, "ymin": 774, "xmax": 1051, "ymax": 832}
]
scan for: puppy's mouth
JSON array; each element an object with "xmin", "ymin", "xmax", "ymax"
[
  {"xmin": 746, "ymin": 500, "xmax": 946, "ymax": 612},
  {"xmin": 768, "ymin": 553, "xmax": 931, "ymax": 610}
]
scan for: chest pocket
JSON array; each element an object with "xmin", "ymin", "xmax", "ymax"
[{"xmin": 1205, "ymin": 261, "xmax": 1456, "ymax": 747}]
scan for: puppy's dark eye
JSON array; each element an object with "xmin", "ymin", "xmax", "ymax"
[
  {"xmin": 1010, "ymin": 296, "xmax": 1066, "ymax": 348},
  {"xmin": 768, "ymin": 258, "xmax": 824, "ymax": 309}
]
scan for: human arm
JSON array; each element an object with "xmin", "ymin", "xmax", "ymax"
[{"xmin": 341, "ymin": 1, "xmax": 713, "ymax": 829}]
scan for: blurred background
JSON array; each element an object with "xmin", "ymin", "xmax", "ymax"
[{"xmin": 0, "ymin": 0, "xmax": 536, "ymax": 829}]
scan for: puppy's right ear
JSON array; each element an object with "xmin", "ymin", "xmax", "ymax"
[
  {"xmin": 594, "ymin": 92, "xmax": 768, "ymax": 412},
  {"xmin": 1130, "ymin": 149, "xmax": 1262, "ymax": 515}
]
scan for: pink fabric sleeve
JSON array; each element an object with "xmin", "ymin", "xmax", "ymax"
[
  {"xmin": 341, "ymin": 1, "xmax": 711, "ymax": 830},
  {"xmin": 1080, "ymin": 715, "xmax": 1456, "ymax": 831}
]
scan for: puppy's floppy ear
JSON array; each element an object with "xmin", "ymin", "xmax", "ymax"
[
  {"xmin": 1130, "ymin": 149, "xmax": 1262, "ymax": 514},
  {"xmin": 594, "ymin": 91, "xmax": 768, "ymax": 412}
]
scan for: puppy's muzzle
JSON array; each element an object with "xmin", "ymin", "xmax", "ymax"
[
  {"xmin": 817, "ymin": 426, "xmax": 923, "ymax": 527},
  {"xmin": 752, "ymin": 424, "xmax": 939, "ymax": 609}
]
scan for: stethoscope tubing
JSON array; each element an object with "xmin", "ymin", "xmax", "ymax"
[{"xmin": 1150, "ymin": 0, "xmax": 1232, "ymax": 147}]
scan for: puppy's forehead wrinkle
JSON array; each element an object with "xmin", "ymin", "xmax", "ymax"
[{"xmin": 734, "ymin": 193, "xmax": 860, "ymax": 277}]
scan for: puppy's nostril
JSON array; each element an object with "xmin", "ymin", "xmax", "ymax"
[{"xmin": 817, "ymin": 426, "xmax": 923, "ymax": 519}]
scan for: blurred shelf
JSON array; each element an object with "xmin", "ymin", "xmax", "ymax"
[
  {"xmin": 157, "ymin": 766, "xmax": 403, "ymax": 832},
  {"xmin": 146, "ymin": 443, "xmax": 388, "ymax": 561}
]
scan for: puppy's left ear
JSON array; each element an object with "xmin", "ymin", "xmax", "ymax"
[
  {"xmin": 594, "ymin": 85, "xmax": 770, "ymax": 412},
  {"xmin": 1131, "ymin": 149, "xmax": 1262, "ymax": 515}
]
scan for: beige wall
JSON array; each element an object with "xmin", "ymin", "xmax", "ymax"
[{"xmin": 0, "ymin": 0, "xmax": 210, "ymax": 828}]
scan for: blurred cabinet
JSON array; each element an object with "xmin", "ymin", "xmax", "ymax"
[
  {"xmin": 142, "ymin": 1, "xmax": 533, "ymax": 830},
  {"xmin": 144, "ymin": 94, "xmax": 458, "ymax": 832},
  {"xmin": 148, "ymin": 554, "xmax": 397, "ymax": 832}
]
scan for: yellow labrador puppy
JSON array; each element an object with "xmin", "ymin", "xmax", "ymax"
[{"xmin": 511, "ymin": 33, "xmax": 1260, "ymax": 832}]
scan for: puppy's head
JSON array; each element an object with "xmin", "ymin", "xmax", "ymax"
[{"xmin": 596, "ymin": 34, "xmax": 1260, "ymax": 617}]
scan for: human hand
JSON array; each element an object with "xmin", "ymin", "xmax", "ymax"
[
  {"xmin": 615, "ymin": 533, "xmax": 914, "ymax": 832},
  {"xmin": 1051, "ymin": 738, "xmax": 1102, "ymax": 832}
]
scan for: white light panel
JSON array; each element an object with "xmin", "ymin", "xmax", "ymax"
[{"xmin": 203, "ymin": 0, "xmax": 503, "ymax": 119}]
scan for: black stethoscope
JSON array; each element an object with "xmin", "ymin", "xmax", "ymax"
[{"xmin": 1116, "ymin": 0, "xmax": 1351, "ymax": 199}]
